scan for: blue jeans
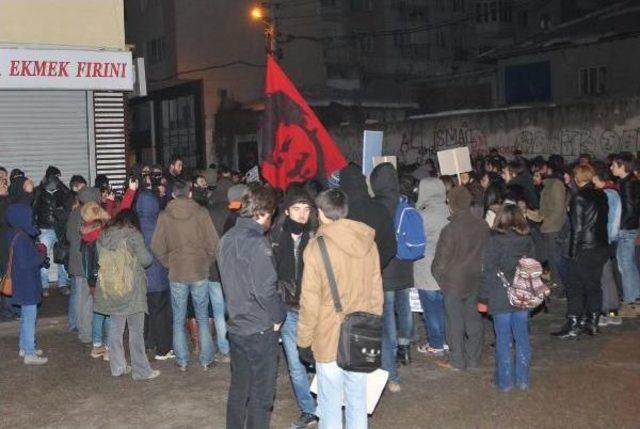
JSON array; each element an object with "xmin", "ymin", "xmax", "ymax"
[
  {"xmin": 19, "ymin": 304, "xmax": 38, "ymax": 355},
  {"xmin": 92, "ymin": 312, "xmax": 109, "ymax": 347},
  {"xmin": 493, "ymin": 311, "xmax": 531, "ymax": 391},
  {"xmin": 394, "ymin": 288, "xmax": 413, "ymax": 346},
  {"xmin": 381, "ymin": 291, "xmax": 399, "ymax": 382},
  {"xmin": 170, "ymin": 280, "xmax": 214, "ymax": 367},
  {"xmin": 617, "ymin": 230, "xmax": 640, "ymax": 303},
  {"xmin": 281, "ymin": 310, "xmax": 316, "ymax": 415},
  {"xmin": 68, "ymin": 276, "xmax": 80, "ymax": 330},
  {"xmin": 418, "ymin": 289, "xmax": 446, "ymax": 350},
  {"xmin": 39, "ymin": 228, "xmax": 68, "ymax": 289},
  {"xmin": 206, "ymin": 281, "xmax": 229, "ymax": 355},
  {"xmin": 316, "ymin": 361, "xmax": 367, "ymax": 429}
]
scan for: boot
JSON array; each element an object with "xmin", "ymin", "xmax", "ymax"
[
  {"xmin": 187, "ymin": 318, "xmax": 200, "ymax": 355},
  {"xmin": 583, "ymin": 313, "xmax": 600, "ymax": 336},
  {"xmin": 551, "ymin": 315, "xmax": 581, "ymax": 339},
  {"xmin": 396, "ymin": 345, "xmax": 412, "ymax": 366}
]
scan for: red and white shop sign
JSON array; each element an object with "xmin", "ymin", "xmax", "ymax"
[{"xmin": 0, "ymin": 48, "xmax": 133, "ymax": 90}]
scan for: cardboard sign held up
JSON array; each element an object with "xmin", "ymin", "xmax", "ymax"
[
  {"xmin": 362, "ymin": 131, "xmax": 383, "ymax": 176},
  {"xmin": 437, "ymin": 146, "xmax": 472, "ymax": 182},
  {"xmin": 372, "ymin": 155, "xmax": 397, "ymax": 170}
]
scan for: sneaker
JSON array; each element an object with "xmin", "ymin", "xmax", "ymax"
[
  {"xmin": 42, "ymin": 289, "xmax": 50, "ymax": 298},
  {"xmin": 598, "ymin": 315, "xmax": 610, "ymax": 327},
  {"xmin": 24, "ymin": 355, "xmax": 48, "ymax": 365},
  {"xmin": 154, "ymin": 350, "xmax": 176, "ymax": 361},
  {"xmin": 387, "ymin": 380, "xmax": 402, "ymax": 393},
  {"xmin": 19, "ymin": 349, "xmax": 43, "ymax": 357},
  {"xmin": 215, "ymin": 353, "xmax": 231, "ymax": 364},
  {"xmin": 59, "ymin": 286, "xmax": 71, "ymax": 296},
  {"xmin": 112, "ymin": 365, "xmax": 132, "ymax": 377},
  {"xmin": 608, "ymin": 313, "xmax": 623, "ymax": 326},
  {"xmin": 435, "ymin": 359, "xmax": 461, "ymax": 371},
  {"xmin": 202, "ymin": 361, "xmax": 216, "ymax": 371},
  {"xmin": 90, "ymin": 345, "xmax": 107, "ymax": 359},
  {"xmin": 139, "ymin": 369, "xmax": 161, "ymax": 381},
  {"xmin": 177, "ymin": 364, "xmax": 187, "ymax": 372},
  {"xmin": 292, "ymin": 412, "xmax": 318, "ymax": 429}
]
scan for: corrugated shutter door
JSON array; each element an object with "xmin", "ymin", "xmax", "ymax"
[
  {"xmin": 0, "ymin": 90, "xmax": 89, "ymax": 184},
  {"xmin": 93, "ymin": 92, "xmax": 127, "ymax": 190}
]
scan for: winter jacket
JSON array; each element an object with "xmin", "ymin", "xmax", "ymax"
[
  {"xmin": 95, "ymin": 225, "xmax": 153, "ymax": 315},
  {"xmin": 6, "ymin": 203, "xmax": 46, "ymax": 306},
  {"xmin": 218, "ymin": 217, "xmax": 286, "ymax": 336},
  {"xmin": 339, "ymin": 164, "xmax": 396, "ymax": 270},
  {"xmin": 539, "ymin": 177, "xmax": 567, "ymax": 234},
  {"xmin": 618, "ymin": 175, "xmax": 640, "ymax": 231},
  {"xmin": 81, "ymin": 222, "xmax": 103, "ymax": 288},
  {"xmin": 479, "ymin": 231, "xmax": 535, "ymax": 315},
  {"xmin": 209, "ymin": 177, "xmax": 233, "ymax": 234},
  {"xmin": 510, "ymin": 172, "xmax": 539, "ymax": 210},
  {"xmin": 135, "ymin": 190, "xmax": 170, "ymax": 292},
  {"xmin": 432, "ymin": 190, "xmax": 489, "ymax": 298},
  {"xmin": 370, "ymin": 163, "xmax": 413, "ymax": 291},
  {"xmin": 66, "ymin": 188, "xmax": 106, "ymax": 277},
  {"xmin": 33, "ymin": 175, "xmax": 70, "ymax": 236},
  {"xmin": 151, "ymin": 197, "xmax": 219, "ymax": 283},
  {"xmin": 603, "ymin": 188, "xmax": 621, "ymax": 243},
  {"xmin": 297, "ymin": 219, "xmax": 383, "ymax": 363},
  {"xmin": 413, "ymin": 178, "xmax": 449, "ymax": 291},
  {"xmin": 569, "ymin": 184, "xmax": 609, "ymax": 258}
]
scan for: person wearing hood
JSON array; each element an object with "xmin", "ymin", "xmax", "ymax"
[
  {"xmin": 135, "ymin": 180, "xmax": 173, "ymax": 361},
  {"xmin": 151, "ymin": 180, "xmax": 219, "ymax": 371},
  {"xmin": 432, "ymin": 186, "xmax": 489, "ymax": 371},
  {"xmin": 369, "ymin": 162, "xmax": 412, "ymax": 392},
  {"xmin": 96, "ymin": 209, "xmax": 160, "ymax": 381},
  {"xmin": 34, "ymin": 166, "xmax": 72, "ymax": 298},
  {"xmin": 6, "ymin": 202, "xmax": 49, "ymax": 364},
  {"xmin": 8, "ymin": 175, "xmax": 35, "ymax": 206},
  {"xmin": 414, "ymin": 178, "xmax": 450, "ymax": 357},
  {"xmin": 297, "ymin": 188, "xmax": 383, "ymax": 429}
]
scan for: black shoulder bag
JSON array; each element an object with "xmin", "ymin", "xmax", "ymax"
[{"xmin": 317, "ymin": 237, "xmax": 382, "ymax": 373}]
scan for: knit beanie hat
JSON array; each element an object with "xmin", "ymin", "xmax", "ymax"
[
  {"xmin": 447, "ymin": 186, "xmax": 472, "ymax": 214},
  {"xmin": 227, "ymin": 184, "xmax": 249, "ymax": 209}
]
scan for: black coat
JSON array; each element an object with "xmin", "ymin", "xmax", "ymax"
[
  {"xmin": 479, "ymin": 232, "xmax": 535, "ymax": 315},
  {"xmin": 339, "ymin": 165, "xmax": 396, "ymax": 271},
  {"xmin": 618, "ymin": 175, "xmax": 640, "ymax": 230},
  {"xmin": 569, "ymin": 184, "xmax": 609, "ymax": 258},
  {"xmin": 33, "ymin": 176, "xmax": 70, "ymax": 236}
]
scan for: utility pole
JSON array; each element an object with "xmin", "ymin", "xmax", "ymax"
[{"xmin": 267, "ymin": 2, "xmax": 278, "ymax": 55}]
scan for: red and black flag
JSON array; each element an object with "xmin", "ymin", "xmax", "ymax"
[{"xmin": 260, "ymin": 55, "xmax": 347, "ymax": 190}]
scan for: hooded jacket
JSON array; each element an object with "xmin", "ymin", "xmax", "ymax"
[
  {"xmin": 151, "ymin": 197, "xmax": 218, "ymax": 283},
  {"xmin": 95, "ymin": 225, "xmax": 153, "ymax": 315},
  {"xmin": 432, "ymin": 187, "xmax": 489, "ymax": 297},
  {"xmin": 339, "ymin": 165, "xmax": 396, "ymax": 270},
  {"xmin": 297, "ymin": 219, "xmax": 383, "ymax": 362},
  {"xmin": 6, "ymin": 203, "xmax": 46, "ymax": 306},
  {"xmin": 66, "ymin": 187, "xmax": 102, "ymax": 277},
  {"xmin": 370, "ymin": 163, "xmax": 413, "ymax": 291},
  {"xmin": 413, "ymin": 178, "xmax": 449, "ymax": 291},
  {"xmin": 33, "ymin": 175, "xmax": 70, "ymax": 235},
  {"xmin": 135, "ymin": 190, "xmax": 170, "ymax": 292}
]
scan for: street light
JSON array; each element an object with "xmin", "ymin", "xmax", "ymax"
[
  {"xmin": 250, "ymin": 3, "xmax": 277, "ymax": 55},
  {"xmin": 250, "ymin": 5, "xmax": 265, "ymax": 21}
]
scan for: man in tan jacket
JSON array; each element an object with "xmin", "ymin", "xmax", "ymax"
[{"xmin": 298, "ymin": 188, "xmax": 383, "ymax": 429}]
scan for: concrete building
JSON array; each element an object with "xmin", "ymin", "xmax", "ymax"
[{"xmin": 0, "ymin": 0, "xmax": 132, "ymax": 188}]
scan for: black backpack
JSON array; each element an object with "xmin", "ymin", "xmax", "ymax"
[{"xmin": 317, "ymin": 237, "xmax": 382, "ymax": 373}]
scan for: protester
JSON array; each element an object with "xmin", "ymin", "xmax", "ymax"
[
  {"xmin": 298, "ymin": 188, "xmax": 383, "ymax": 429},
  {"xmin": 96, "ymin": 209, "xmax": 160, "ymax": 380},
  {"xmin": 270, "ymin": 186, "xmax": 318, "ymax": 428},
  {"xmin": 210, "ymin": 165, "xmax": 234, "ymax": 232},
  {"xmin": 414, "ymin": 178, "xmax": 449, "ymax": 356},
  {"xmin": 218, "ymin": 184, "xmax": 286, "ymax": 429},
  {"xmin": 151, "ymin": 180, "xmax": 218, "ymax": 371},
  {"xmin": 0, "ymin": 167, "xmax": 10, "ymax": 320},
  {"xmin": 432, "ymin": 186, "xmax": 489, "ymax": 371},
  {"xmin": 478, "ymin": 204, "xmax": 535, "ymax": 391},
  {"xmin": 223, "ymin": 184, "xmax": 249, "ymax": 234},
  {"xmin": 553, "ymin": 164, "xmax": 609, "ymax": 338}
]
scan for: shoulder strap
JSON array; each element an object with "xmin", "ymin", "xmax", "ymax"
[
  {"xmin": 317, "ymin": 236, "xmax": 343, "ymax": 314},
  {"xmin": 4, "ymin": 231, "xmax": 24, "ymax": 276}
]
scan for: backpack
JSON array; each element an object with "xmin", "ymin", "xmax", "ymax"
[
  {"xmin": 497, "ymin": 257, "xmax": 550, "ymax": 309},
  {"xmin": 95, "ymin": 240, "xmax": 136, "ymax": 314},
  {"xmin": 394, "ymin": 196, "xmax": 426, "ymax": 261}
]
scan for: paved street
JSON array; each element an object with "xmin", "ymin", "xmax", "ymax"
[{"xmin": 1, "ymin": 293, "xmax": 639, "ymax": 429}]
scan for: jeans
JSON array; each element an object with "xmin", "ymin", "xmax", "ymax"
[
  {"xmin": 92, "ymin": 312, "xmax": 110, "ymax": 347},
  {"xmin": 493, "ymin": 311, "xmax": 531, "ymax": 390},
  {"xmin": 394, "ymin": 288, "xmax": 413, "ymax": 346},
  {"xmin": 617, "ymin": 230, "xmax": 640, "ymax": 303},
  {"xmin": 316, "ymin": 361, "xmax": 368, "ymax": 429},
  {"xmin": 76, "ymin": 276, "xmax": 93, "ymax": 343},
  {"xmin": 68, "ymin": 276, "xmax": 80, "ymax": 330},
  {"xmin": 109, "ymin": 312, "xmax": 154, "ymax": 380},
  {"xmin": 567, "ymin": 247, "xmax": 608, "ymax": 316},
  {"xmin": 207, "ymin": 281, "xmax": 230, "ymax": 355},
  {"xmin": 145, "ymin": 290, "xmax": 173, "ymax": 355},
  {"xmin": 227, "ymin": 330, "xmax": 279, "ymax": 429},
  {"xmin": 281, "ymin": 310, "xmax": 315, "ymax": 415},
  {"xmin": 170, "ymin": 280, "xmax": 214, "ymax": 367},
  {"xmin": 39, "ymin": 228, "xmax": 68, "ymax": 289},
  {"xmin": 418, "ymin": 289, "xmax": 446, "ymax": 350},
  {"xmin": 19, "ymin": 304, "xmax": 38, "ymax": 355},
  {"xmin": 443, "ymin": 292, "xmax": 484, "ymax": 370},
  {"xmin": 381, "ymin": 291, "xmax": 400, "ymax": 382}
]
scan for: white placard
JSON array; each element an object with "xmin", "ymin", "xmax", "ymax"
[
  {"xmin": 362, "ymin": 130, "xmax": 383, "ymax": 176},
  {"xmin": 310, "ymin": 368, "xmax": 389, "ymax": 415},
  {"xmin": 437, "ymin": 146, "xmax": 472, "ymax": 178},
  {"xmin": 372, "ymin": 155, "xmax": 397, "ymax": 170},
  {"xmin": 0, "ymin": 48, "xmax": 133, "ymax": 91}
]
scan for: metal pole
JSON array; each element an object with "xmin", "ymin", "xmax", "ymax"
[{"xmin": 268, "ymin": 2, "xmax": 277, "ymax": 54}]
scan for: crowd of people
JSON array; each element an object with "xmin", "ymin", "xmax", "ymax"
[{"xmin": 1, "ymin": 148, "xmax": 639, "ymax": 429}]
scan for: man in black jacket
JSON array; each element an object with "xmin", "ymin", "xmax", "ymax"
[
  {"xmin": 218, "ymin": 184, "xmax": 286, "ymax": 429},
  {"xmin": 610, "ymin": 152, "xmax": 640, "ymax": 311}
]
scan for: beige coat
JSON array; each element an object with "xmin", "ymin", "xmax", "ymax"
[{"xmin": 297, "ymin": 219, "xmax": 383, "ymax": 363}]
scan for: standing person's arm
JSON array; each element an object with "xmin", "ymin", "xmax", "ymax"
[
  {"xmin": 201, "ymin": 210, "xmax": 220, "ymax": 260},
  {"xmin": 129, "ymin": 231, "xmax": 153, "ymax": 268},
  {"xmin": 569, "ymin": 195, "xmax": 582, "ymax": 259},
  {"xmin": 369, "ymin": 245, "xmax": 384, "ymax": 315},
  {"xmin": 479, "ymin": 237, "xmax": 498, "ymax": 306},
  {"xmin": 377, "ymin": 215, "xmax": 397, "ymax": 270},
  {"xmin": 298, "ymin": 245, "xmax": 321, "ymax": 348},
  {"xmin": 249, "ymin": 238, "xmax": 286, "ymax": 326},
  {"xmin": 431, "ymin": 226, "xmax": 454, "ymax": 287}
]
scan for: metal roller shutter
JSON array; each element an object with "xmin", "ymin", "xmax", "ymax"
[
  {"xmin": 0, "ymin": 90, "xmax": 90, "ymax": 185},
  {"xmin": 93, "ymin": 91, "xmax": 127, "ymax": 190}
]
